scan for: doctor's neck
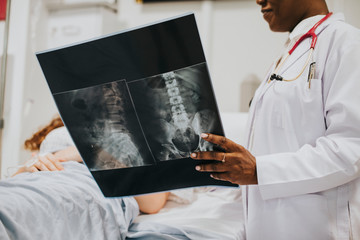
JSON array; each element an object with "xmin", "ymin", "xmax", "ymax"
[
  {"xmin": 289, "ymin": 2, "xmax": 329, "ymax": 31},
  {"xmin": 257, "ymin": 0, "xmax": 329, "ymax": 32},
  {"xmin": 288, "ymin": 0, "xmax": 330, "ymax": 32}
]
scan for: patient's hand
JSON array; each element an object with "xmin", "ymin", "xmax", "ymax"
[
  {"xmin": 13, "ymin": 153, "xmax": 64, "ymax": 176},
  {"xmin": 13, "ymin": 146, "xmax": 82, "ymax": 176}
]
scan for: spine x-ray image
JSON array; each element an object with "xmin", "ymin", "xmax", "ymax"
[{"xmin": 54, "ymin": 62, "xmax": 221, "ymax": 171}]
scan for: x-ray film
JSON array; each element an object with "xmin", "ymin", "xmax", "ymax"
[{"xmin": 36, "ymin": 13, "xmax": 236, "ymax": 197}]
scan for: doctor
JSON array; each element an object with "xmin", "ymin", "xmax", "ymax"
[{"xmin": 191, "ymin": 0, "xmax": 360, "ymax": 239}]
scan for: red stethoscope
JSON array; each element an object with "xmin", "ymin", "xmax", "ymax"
[{"xmin": 268, "ymin": 12, "xmax": 333, "ymax": 85}]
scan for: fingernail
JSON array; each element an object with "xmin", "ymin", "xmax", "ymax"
[
  {"xmin": 195, "ymin": 166, "xmax": 201, "ymax": 171},
  {"xmin": 201, "ymin": 133, "xmax": 209, "ymax": 139},
  {"xmin": 191, "ymin": 153, "xmax": 197, "ymax": 158}
]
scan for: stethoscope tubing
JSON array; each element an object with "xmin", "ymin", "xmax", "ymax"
[
  {"xmin": 269, "ymin": 12, "xmax": 333, "ymax": 83},
  {"xmin": 289, "ymin": 12, "xmax": 333, "ymax": 55}
]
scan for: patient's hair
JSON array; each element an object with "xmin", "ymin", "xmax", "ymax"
[{"xmin": 24, "ymin": 116, "xmax": 64, "ymax": 151}]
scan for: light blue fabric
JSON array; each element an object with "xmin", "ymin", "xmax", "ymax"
[
  {"xmin": 0, "ymin": 161, "xmax": 139, "ymax": 240},
  {"xmin": 127, "ymin": 222, "xmax": 227, "ymax": 240},
  {"xmin": 127, "ymin": 222, "xmax": 243, "ymax": 240}
]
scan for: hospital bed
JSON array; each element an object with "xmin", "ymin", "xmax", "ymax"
[
  {"xmin": 128, "ymin": 187, "xmax": 244, "ymax": 239},
  {"xmin": 0, "ymin": 112, "xmax": 248, "ymax": 240}
]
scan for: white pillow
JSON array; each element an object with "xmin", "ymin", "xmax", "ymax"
[{"xmin": 39, "ymin": 126, "xmax": 75, "ymax": 156}]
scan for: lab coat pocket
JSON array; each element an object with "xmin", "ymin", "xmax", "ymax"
[{"xmin": 262, "ymin": 194, "xmax": 331, "ymax": 240}]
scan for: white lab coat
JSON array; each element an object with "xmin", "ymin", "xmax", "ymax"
[{"xmin": 243, "ymin": 13, "xmax": 360, "ymax": 240}]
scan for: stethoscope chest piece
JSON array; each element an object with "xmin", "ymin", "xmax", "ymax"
[{"xmin": 270, "ymin": 74, "xmax": 283, "ymax": 81}]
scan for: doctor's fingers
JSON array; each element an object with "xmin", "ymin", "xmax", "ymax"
[
  {"xmin": 193, "ymin": 152, "xmax": 238, "ymax": 172},
  {"xmin": 190, "ymin": 151, "xmax": 228, "ymax": 162},
  {"xmin": 200, "ymin": 133, "xmax": 244, "ymax": 152},
  {"xmin": 210, "ymin": 171, "xmax": 257, "ymax": 185},
  {"xmin": 209, "ymin": 172, "xmax": 242, "ymax": 184},
  {"xmin": 194, "ymin": 162, "xmax": 254, "ymax": 185},
  {"xmin": 195, "ymin": 162, "xmax": 227, "ymax": 173},
  {"xmin": 194, "ymin": 152, "xmax": 257, "ymax": 184}
]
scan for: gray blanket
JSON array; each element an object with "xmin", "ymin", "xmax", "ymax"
[{"xmin": 0, "ymin": 161, "xmax": 138, "ymax": 240}]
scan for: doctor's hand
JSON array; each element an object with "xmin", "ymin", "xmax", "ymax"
[{"xmin": 191, "ymin": 133, "xmax": 258, "ymax": 185}]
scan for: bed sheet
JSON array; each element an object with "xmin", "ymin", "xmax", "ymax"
[
  {"xmin": 0, "ymin": 161, "xmax": 138, "ymax": 240},
  {"xmin": 126, "ymin": 112, "xmax": 248, "ymax": 240},
  {"xmin": 127, "ymin": 187, "xmax": 245, "ymax": 240}
]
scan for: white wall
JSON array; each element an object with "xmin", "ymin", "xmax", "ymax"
[
  {"xmin": 1, "ymin": 0, "xmax": 32, "ymax": 178},
  {"xmin": 327, "ymin": 0, "xmax": 360, "ymax": 28},
  {"xmin": 210, "ymin": 1, "xmax": 285, "ymax": 112},
  {"xmin": 0, "ymin": 22, "xmax": 4, "ymax": 54},
  {"xmin": 0, "ymin": 0, "xmax": 359, "ymax": 178}
]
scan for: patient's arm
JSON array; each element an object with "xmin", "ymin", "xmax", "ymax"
[
  {"xmin": 134, "ymin": 192, "xmax": 170, "ymax": 214},
  {"xmin": 53, "ymin": 146, "xmax": 83, "ymax": 163}
]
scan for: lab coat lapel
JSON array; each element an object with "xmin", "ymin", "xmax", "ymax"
[
  {"xmin": 254, "ymin": 60, "xmax": 283, "ymax": 101},
  {"xmin": 245, "ymin": 63, "xmax": 275, "ymax": 148},
  {"xmin": 250, "ymin": 64, "xmax": 276, "ymax": 109},
  {"xmin": 255, "ymin": 13, "xmax": 342, "ymax": 101},
  {"xmin": 253, "ymin": 37, "xmax": 310, "ymax": 101}
]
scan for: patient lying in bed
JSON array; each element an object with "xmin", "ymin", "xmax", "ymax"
[
  {"xmin": 0, "ymin": 116, "xmax": 245, "ymax": 240},
  {"xmin": 0, "ymin": 116, "xmax": 168, "ymax": 240},
  {"xmin": 13, "ymin": 116, "xmax": 170, "ymax": 214}
]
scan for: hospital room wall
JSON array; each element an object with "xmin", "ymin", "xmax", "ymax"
[{"xmin": 0, "ymin": 0, "xmax": 359, "ymax": 178}]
